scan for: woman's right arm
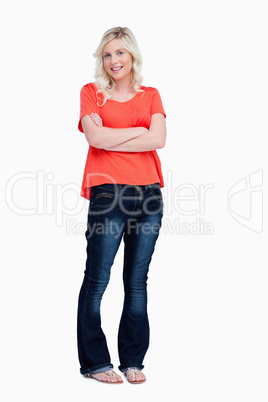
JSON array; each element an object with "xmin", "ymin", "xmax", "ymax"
[{"xmin": 81, "ymin": 115, "xmax": 147, "ymax": 149}]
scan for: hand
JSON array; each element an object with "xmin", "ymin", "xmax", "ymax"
[{"xmin": 90, "ymin": 113, "xmax": 103, "ymax": 126}]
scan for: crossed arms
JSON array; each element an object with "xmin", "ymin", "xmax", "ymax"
[{"xmin": 81, "ymin": 112, "xmax": 166, "ymax": 152}]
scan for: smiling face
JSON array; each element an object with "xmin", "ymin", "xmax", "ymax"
[{"xmin": 102, "ymin": 39, "xmax": 133, "ymax": 84}]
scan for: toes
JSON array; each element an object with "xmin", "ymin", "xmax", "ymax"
[
  {"xmin": 126, "ymin": 369, "xmax": 146, "ymax": 383},
  {"xmin": 128, "ymin": 373, "xmax": 136, "ymax": 382},
  {"xmin": 136, "ymin": 373, "xmax": 144, "ymax": 381},
  {"xmin": 140, "ymin": 372, "xmax": 146, "ymax": 380},
  {"xmin": 99, "ymin": 374, "xmax": 108, "ymax": 382},
  {"xmin": 90, "ymin": 371, "xmax": 123, "ymax": 383},
  {"xmin": 134, "ymin": 370, "xmax": 146, "ymax": 382}
]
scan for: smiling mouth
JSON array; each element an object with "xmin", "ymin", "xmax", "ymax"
[{"xmin": 111, "ymin": 66, "xmax": 123, "ymax": 71}]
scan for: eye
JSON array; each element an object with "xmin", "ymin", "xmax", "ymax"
[
  {"xmin": 118, "ymin": 51, "xmax": 124, "ymax": 55},
  {"xmin": 104, "ymin": 54, "xmax": 110, "ymax": 58}
]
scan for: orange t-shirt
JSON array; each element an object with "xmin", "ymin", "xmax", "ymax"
[{"xmin": 78, "ymin": 82, "xmax": 166, "ymax": 200}]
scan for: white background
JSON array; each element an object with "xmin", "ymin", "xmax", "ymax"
[{"xmin": 1, "ymin": 0, "xmax": 267, "ymax": 400}]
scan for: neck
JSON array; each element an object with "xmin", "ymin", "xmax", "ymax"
[{"xmin": 114, "ymin": 76, "xmax": 133, "ymax": 92}]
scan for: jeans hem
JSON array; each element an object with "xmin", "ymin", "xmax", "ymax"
[
  {"xmin": 118, "ymin": 363, "xmax": 144, "ymax": 372},
  {"xmin": 80, "ymin": 363, "xmax": 113, "ymax": 376}
]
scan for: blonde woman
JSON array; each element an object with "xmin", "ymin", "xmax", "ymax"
[{"xmin": 77, "ymin": 27, "xmax": 166, "ymax": 384}]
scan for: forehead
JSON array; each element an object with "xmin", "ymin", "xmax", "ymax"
[{"xmin": 103, "ymin": 38, "xmax": 125, "ymax": 53}]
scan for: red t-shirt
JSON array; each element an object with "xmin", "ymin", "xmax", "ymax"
[{"xmin": 78, "ymin": 82, "xmax": 166, "ymax": 200}]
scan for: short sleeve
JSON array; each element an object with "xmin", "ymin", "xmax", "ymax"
[
  {"xmin": 150, "ymin": 88, "xmax": 166, "ymax": 118},
  {"xmin": 78, "ymin": 83, "xmax": 100, "ymax": 133}
]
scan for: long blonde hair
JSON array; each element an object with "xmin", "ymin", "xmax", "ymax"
[{"xmin": 93, "ymin": 27, "xmax": 143, "ymax": 106}]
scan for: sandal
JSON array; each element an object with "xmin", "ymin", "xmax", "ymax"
[
  {"xmin": 125, "ymin": 368, "xmax": 146, "ymax": 384},
  {"xmin": 88, "ymin": 369, "xmax": 123, "ymax": 384}
]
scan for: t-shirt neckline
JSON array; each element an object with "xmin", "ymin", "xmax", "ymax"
[{"xmin": 92, "ymin": 82, "xmax": 142, "ymax": 104}]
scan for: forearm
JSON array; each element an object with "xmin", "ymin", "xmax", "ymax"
[
  {"xmin": 81, "ymin": 115, "xmax": 147, "ymax": 148},
  {"xmin": 104, "ymin": 129, "xmax": 164, "ymax": 152},
  {"xmin": 105, "ymin": 113, "xmax": 167, "ymax": 152},
  {"xmin": 93, "ymin": 126, "xmax": 148, "ymax": 149}
]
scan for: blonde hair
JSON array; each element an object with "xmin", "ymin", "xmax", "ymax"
[{"xmin": 93, "ymin": 27, "xmax": 143, "ymax": 106}]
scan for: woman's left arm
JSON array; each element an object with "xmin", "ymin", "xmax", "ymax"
[{"xmin": 104, "ymin": 113, "xmax": 166, "ymax": 152}]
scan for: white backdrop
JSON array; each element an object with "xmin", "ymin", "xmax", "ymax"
[{"xmin": 1, "ymin": 0, "xmax": 267, "ymax": 401}]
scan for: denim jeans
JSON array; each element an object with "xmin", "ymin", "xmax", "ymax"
[{"xmin": 77, "ymin": 182, "xmax": 163, "ymax": 375}]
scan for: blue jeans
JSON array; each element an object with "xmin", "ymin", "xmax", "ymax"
[{"xmin": 77, "ymin": 183, "xmax": 163, "ymax": 375}]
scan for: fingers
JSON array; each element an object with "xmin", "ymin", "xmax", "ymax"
[{"xmin": 90, "ymin": 113, "xmax": 103, "ymax": 126}]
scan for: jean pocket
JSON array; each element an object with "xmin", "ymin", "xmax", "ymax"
[
  {"xmin": 151, "ymin": 186, "xmax": 163, "ymax": 204},
  {"xmin": 91, "ymin": 189, "xmax": 116, "ymax": 208}
]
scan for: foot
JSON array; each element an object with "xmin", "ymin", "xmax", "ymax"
[
  {"xmin": 89, "ymin": 369, "xmax": 123, "ymax": 384},
  {"xmin": 125, "ymin": 368, "xmax": 146, "ymax": 384}
]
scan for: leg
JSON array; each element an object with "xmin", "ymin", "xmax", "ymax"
[
  {"xmin": 77, "ymin": 198, "xmax": 125, "ymax": 376},
  {"xmin": 118, "ymin": 209, "xmax": 163, "ymax": 373}
]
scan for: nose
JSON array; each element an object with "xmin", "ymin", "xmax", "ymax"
[{"xmin": 111, "ymin": 54, "xmax": 119, "ymax": 65}]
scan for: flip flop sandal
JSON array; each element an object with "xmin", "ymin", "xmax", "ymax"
[
  {"xmin": 88, "ymin": 369, "xmax": 123, "ymax": 384},
  {"xmin": 125, "ymin": 368, "xmax": 146, "ymax": 384}
]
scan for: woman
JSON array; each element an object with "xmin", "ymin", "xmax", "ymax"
[{"xmin": 77, "ymin": 27, "xmax": 166, "ymax": 384}]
